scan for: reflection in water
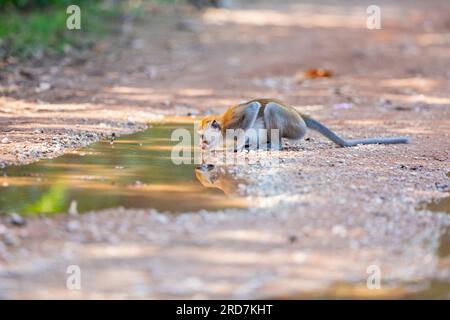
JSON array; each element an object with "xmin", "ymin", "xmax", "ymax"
[
  {"xmin": 437, "ymin": 228, "xmax": 450, "ymax": 258},
  {"xmin": 421, "ymin": 172, "xmax": 450, "ymax": 215},
  {"xmin": 195, "ymin": 164, "xmax": 245, "ymax": 196},
  {"xmin": 421, "ymin": 172, "xmax": 450, "ymax": 262},
  {"xmin": 0, "ymin": 123, "xmax": 248, "ymax": 216},
  {"xmin": 418, "ymin": 178, "xmax": 450, "ymax": 299}
]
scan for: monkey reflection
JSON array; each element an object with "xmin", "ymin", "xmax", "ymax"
[{"xmin": 195, "ymin": 164, "xmax": 244, "ymax": 196}]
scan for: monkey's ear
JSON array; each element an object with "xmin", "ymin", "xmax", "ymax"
[{"xmin": 211, "ymin": 120, "xmax": 221, "ymax": 130}]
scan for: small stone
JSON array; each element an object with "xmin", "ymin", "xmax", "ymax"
[
  {"xmin": 176, "ymin": 19, "xmax": 200, "ymax": 32},
  {"xmin": 66, "ymin": 220, "xmax": 81, "ymax": 232},
  {"xmin": 292, "ymin": 251, "xmax": 308, "ymax": 263},
  {"xmin": 1, "ymin": 137, "xmax": 10, "ymax": 144},
  {"xmin": 334, "ymin": 102, "xmax": 353, "ymax": 110},
  {"xmin": 332, "ymin": 225, "xmax": 347, "ymax": 237},
  {"xmin": 35, "ymin": 82, "xmax": 52, "ymax": 92},
  {"xmin": 151, "ymin": 212, "xmax": 169, "ymax": 224},
  {"xmin": 288, "ymin": 234, "xmax": 298, "ymax": 243},
  {"xmin": 9, "ymin": 213, "xmax": 26, "ymax": 226},
  {"xmin": 2, "ymin": 233, "xmax": 19, "ymax": 246}
]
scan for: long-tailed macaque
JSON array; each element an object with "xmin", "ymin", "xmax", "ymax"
[{"xmin": 198, "ymin": 98, "xmax": 409, "ymax": 150}]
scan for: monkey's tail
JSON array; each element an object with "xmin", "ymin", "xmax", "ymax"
[
  {"xmin": 344, "ymin": 137, "xmax": 410, "ymax": 146},
  {"xmin": 303, "ymin": 116, "xmax": 410, "ymax": 147}
]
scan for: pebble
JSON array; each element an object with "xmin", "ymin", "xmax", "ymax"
[
  {"xmin": 2, "ymin": 233, "xmax": 19, "ymax": 246},
  {"xmin": 332, "ymin": 224, "xmax": 348, "ymax": 237},
  {"xmin": 1, "ymin": 137, "xmax": 10, "ymax": 144},
  {"xmin": 9, "ymin": 213, "xmax": 26, "ymax": 226},
  {"xmin": 288, "ymin": 234, "xmax": 298, "ymax": 243},
  {"xmin": 35, "ymin": 82, "xmax": 52, "ymax": 92},
  {"xmin": 66, "ymin": 220, "xmax": 81, "ymax": 232},
  {"xmin": 334, "ymin": 102, "xmax": 353, "ymax": 110},
  {"xmin": 176, "ymin": 19, "xmax": 201, "ymax": 32}
]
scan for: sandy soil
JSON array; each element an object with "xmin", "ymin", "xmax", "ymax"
[{"xmin": 0, "ymin": 0, "xmax": 449, "ymax": 298}]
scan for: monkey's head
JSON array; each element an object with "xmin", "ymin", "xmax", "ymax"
[{"xmin": 198, "ymin": 115, "xmax": 223, "ymax": 150}]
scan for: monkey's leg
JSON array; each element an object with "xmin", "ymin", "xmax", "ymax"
[
  {"xmin": 264, "ymin": 102, "xmax": 307, "ymax": 150},
  {"xmin": 232, "ymin": 101, "xmax": 261, "ymax": 151}
]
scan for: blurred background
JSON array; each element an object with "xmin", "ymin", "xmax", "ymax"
[{"xmin": 0, "ymin": 0, "xmax": 449, "ymax": 299}]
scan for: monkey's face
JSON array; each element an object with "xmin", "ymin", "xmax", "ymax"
[{"xmin": 198, "ymin": 118, "xmax": 222, "ymax": 150}]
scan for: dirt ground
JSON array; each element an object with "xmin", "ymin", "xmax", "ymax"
[{"xmin": 0, "ymin": 0, "xmax": 449, "ymax": 299}]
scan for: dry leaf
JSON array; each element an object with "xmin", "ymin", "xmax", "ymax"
[{"xmin": 304, "ymin": 68, "xmax": 333, "ymax": 79}]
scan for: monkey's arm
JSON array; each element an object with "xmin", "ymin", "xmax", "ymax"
[
  {"xmin": 222, "ymin": 101, "xmax": 261, "ymax": 151},
  {"xmin": 302, "ymin": 115, "xmax": 410, "ymax": 147},
  {"xmin": 223, "ymin": 101, "xmax": 261, "ymax": 130}
]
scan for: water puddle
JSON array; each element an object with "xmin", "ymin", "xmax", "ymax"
[
  {"xmin": 0, "ymin": 121, "xmax": 248, "ymax": 215},
  {"xmin": 427, "ymin": 195, "xmax": 450, "ymax": 297},
  {"xmin": 413, "ymin": 173, "xmax": 450, "ymax": 298},
  {"xmin": 424, "ymin": 195, "xmax": 450, "ymax": 215},
  {"xmin": 419, "ymin": 172, "xmax": 450, "ymax": 258},
  {"xmin": 423, "ymin": 172, "xmax": 450, "ymax": 214}
]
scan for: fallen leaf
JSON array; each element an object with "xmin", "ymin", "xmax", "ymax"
[
  {"xmin": 304, "ymin": 68, "xmax": 333, "ymax": 79},
  {"xmin": 295, "ymin": 68, "xmax": 334, "ymax": 82}
]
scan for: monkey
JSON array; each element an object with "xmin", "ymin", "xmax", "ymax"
[{"xmin": 198, "ymin": 98, "xmax": 409, "ymax": 151}]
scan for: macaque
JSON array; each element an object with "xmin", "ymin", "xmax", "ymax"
[{"xmin": 198, "ymin": 98, "xmax": 409, "ymax": 151}]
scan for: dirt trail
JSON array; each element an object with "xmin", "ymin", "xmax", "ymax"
[{"xmin": 1, "ymin": 0, "xmax": 450, "ymax": 298}]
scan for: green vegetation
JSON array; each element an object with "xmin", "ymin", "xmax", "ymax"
[
  {"xmin": 24, "ymin": 184, "xmax": 68, "ymax": 216},
  {"xmin": 0, "ymin": 0, "xmax": 207, "ymax": 59},
  {"xmin": 0, "ymin": 1, "xmax": 118, "ymax": 58},
  {"xmin": 0, "ymin": 0, "xmax": 79, "ymax": 10}
]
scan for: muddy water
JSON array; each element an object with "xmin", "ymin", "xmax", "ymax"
[
  {"xmin": 425, "ymin": 196, "xmax": 450, "ymax": 215},
  {"xmin": 415, "ymin": 178, "xmax": 450, "ymax": 299},
  {"xmin": 422, "ymin": 172, "xmax": 450, "ymax": 259},
  {"xmin": 0, "ymin": 122, "xmax": 248, "ymax": 215}
]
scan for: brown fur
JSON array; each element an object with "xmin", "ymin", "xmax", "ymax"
[
  {"xmin": 200, "ymin": 98, "xmax": 306, "ymax": 139},
  {"xmin": 199, "ymin": 98, "xmax": 410, "ymax": 148}
]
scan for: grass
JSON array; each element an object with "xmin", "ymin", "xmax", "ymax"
[
  {"xmin": 0, "ymin": 2, "xmax": 121, "ymax": 59},
  {"xmin": 0, "ymin": 0, "xmax": 187, "ymax": 60}
]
